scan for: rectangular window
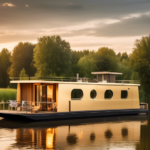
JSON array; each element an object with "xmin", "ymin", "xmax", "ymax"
[
  {"xmin": 71, "ymin": 89, "xmax": 83, "ymax": 100},
  {"xmin": 121, "ymin": 90, "xmax": 128, "ymax": 99}
]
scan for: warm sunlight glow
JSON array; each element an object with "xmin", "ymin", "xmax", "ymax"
[
  {"xmin": 2, "ymin": 3, "xmax": 15, "ymax": 7},
  {"xmin": 46, "ymin": 128, "xmax": 54, "ymax": 149}
]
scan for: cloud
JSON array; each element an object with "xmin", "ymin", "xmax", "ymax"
[
  {"xmin": 2, "ymin": 3, "xmax": 15, "ymax": 7},
  {"xmin": 0, "ymin": 0, "xmax": 150, "ymax": 53},
  {"xmin": 93, "ymin": 15, "xmax": 150, "ymax": 37},
  {"xmin": 0, "ymin": 0, "xmax": 150, "ymax": 30},
  {"xmin": 64, "ymin": 14, "xmax": 150, "ymax": 37}
]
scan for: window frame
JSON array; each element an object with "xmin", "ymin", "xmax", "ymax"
[{"xmin": 71, "ymin": 89, "xmax": 83, "ymax": 100}]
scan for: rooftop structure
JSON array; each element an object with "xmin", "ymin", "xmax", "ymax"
[
  {"xmin": 91, "ymin": 71, "xmax": 122, "ymax": 83},
  {"xmin": 91, "ymin": 71, "xmax": 122, "ymax": 75}
]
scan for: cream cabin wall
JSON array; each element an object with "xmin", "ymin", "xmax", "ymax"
[
  {"xmin": 57, "ymin": 84, "xmax": 140, "ymax": 112},
  {"xmin": 132, "ymin": 86, "xmax": 140, "ymax": 108}
]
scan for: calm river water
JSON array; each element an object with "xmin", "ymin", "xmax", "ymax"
[{"xmin": 0, "ymin": 115, "xmax": 149, "ymax": 150}]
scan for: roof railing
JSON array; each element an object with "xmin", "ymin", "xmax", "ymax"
[
  {"xmin": 10, "ymin": 77, "xmax": 140, "ymax": 84},
  {"xmin": 10, "ymin": 77, "xmax": 97, "ymax": 83}
]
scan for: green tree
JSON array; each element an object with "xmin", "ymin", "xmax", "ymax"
[
  {"xmin": 19, "ymin": 68, "xmax": 29, "ymax": 80},
  {"xmin": 8, "ymin": 42, "xmax": 36, "ymax": 77},
  {"xmin": 0, "ymin": 48, "xmax": 11, "ymax": 87},
  {"xmin": 95, "ymin": 47, "xmax": 119, "ymax": 71},
  {"xmin": 71, "ymin": 49, "xmax": 91, "ymax": 66},
  {"xmin": 76, "ymin": 55, "xmax": 97, "ymax": 78},
  {"xmin": 34, "ymin": 35, "xmax": 71, "ymax": 76},
  {"xmin": 120, "ymin": 52, "xmax": 129, "ymax": 62},
  {"xmin": 130, "ymin": 35, "xmax": 150, "ymax": 96},
  {"xmin": 117, "ymin": 58, "xmax": 139, "ymax": 80}
]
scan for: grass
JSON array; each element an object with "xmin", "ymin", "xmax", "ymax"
[{"xmin": 0, "ymin": 88, "xmax": 17, "ymax": 102}]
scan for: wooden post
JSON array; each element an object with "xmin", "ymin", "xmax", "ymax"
[{"xmin": 69, "ymin": 101, "xmax": 71, "ymax": 112}]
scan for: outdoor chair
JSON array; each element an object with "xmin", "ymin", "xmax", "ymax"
[{"xmin": 8, "ymin": 100, "xmax": 18, "ymax": 111}]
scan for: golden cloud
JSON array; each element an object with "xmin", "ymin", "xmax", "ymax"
[{"xmin": 2, "ymin": 3, "xmax": 15, "ymax": 7}]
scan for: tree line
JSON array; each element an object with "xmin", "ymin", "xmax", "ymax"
[{"xmin": 0, "ymin": 35, "xmax": 150, "ymax": 99}]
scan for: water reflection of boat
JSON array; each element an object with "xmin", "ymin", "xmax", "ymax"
[{"xmin": 1, "ymin": 115, "xmax": 148, "ymax": 150}]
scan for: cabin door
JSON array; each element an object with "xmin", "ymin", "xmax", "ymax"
[
  {"xmin": 35, "ymin": 85, "xmax": 47, "ymax": 110},
  {"xmin": 35, "ymin": 85, "xmax": 56, "ymax": 111}
]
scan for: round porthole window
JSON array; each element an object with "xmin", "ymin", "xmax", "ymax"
[
  {"xmin": 105, "ymin": 90, "xmax": 113, "ymax": 99},
  {"xmin": 90, "ymin": 90, "xmax": 97, "ymax": 99}
]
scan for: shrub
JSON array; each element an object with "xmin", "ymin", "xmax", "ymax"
[{"xmin": 0, "ymin": 88, "xmax": 17, "ymax": 102}]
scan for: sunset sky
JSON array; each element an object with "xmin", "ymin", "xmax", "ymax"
[{"xmin": 0, "ymin": 0, "xmax": 150, "ymax": 53}]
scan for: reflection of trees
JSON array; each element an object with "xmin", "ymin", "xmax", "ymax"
[
  {"xmin": 90, "ymin": 133, "xmax": 95, "ymax": 142},
  {"xmin": 122, "ymin": 128, "xmax": 128, "ymax": 137},
  {"xmin": 105, "ymin": 129, "xmax": 113, "ymax": 139},
  {"xmin": 136, "ymin": 119, "xmax": 150, "ymax": 150},
  {"xmin": 66, "ymin": 134, "xmax": 78, "ymax": 145}
]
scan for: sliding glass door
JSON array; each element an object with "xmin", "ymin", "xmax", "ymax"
[{"xmin": 35, "ymin": 85, "xmax": 55, "ymax": 111}]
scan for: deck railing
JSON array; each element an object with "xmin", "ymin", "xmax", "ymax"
[
  {"xmin": 0, "ymin": 101, "xmax": 57, "ymax": 113},
  {"xmin": 10, "ymin": 77, "xmax": 140, "ymax": 84},
  {"xmin": 116, "ymin": 80, "xmax": 140, "ymax": 84}
]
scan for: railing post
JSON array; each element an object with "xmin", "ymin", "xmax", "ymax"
[{"xmin": 69, "ymin": 101, "xmax": 71, "ymax": 112}]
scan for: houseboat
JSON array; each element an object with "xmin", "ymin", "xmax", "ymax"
[{"xmin": 0, "ymin": 71, "xmax": 148, "ymax": 121}]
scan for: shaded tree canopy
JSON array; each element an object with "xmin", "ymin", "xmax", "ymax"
[
  {"xmin": 8, "ymin": 42, "xmax": 36, "ymax": 77},
  {"xmin": 121, "ymin": 52, "xmax": 129, "ymax": 62},
  {"xmin": 71, "ymin": 50, "xmax": 90, "ymax": 66},
  {"xmin": 76, "ymin": 55, "xmax": 97, "ymax": 78},
  {"xmin": 0, "ymin": 48, "xmax": 11, "ymax": 87},
  {"xmin": 95, "ymin": 47, "xmax": 119, "ymax": 72},
  {"xmin": 34, "ymin": 35, "xmax": 71, "ymax": 76},
  {"xmin": 117, "ymin": 57, "xmax": 139, "ymax": 80},
  {"xmin": 19, "ymin": 68, "xmax": 28, "ymax": 77},
  {"xmin": 130, "ymin": 35, "xmax": 150, "ymax": 94}
]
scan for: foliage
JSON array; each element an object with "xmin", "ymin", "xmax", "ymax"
[
  {"xmin": 71, "ymin": 49, "xmax": 92, "ymax": 65},
  {"xmin": 8, "ymin": 42, "xmax": 36, "ymax": 77},
  {"xmin": 120, "ymin": 52, "xmax": 129, "ymax": 62},
  {"xmin": 0, "ymin": 48, "xmax": 11, "ymax": 87},
  {"xmin": 117, "ymin": 58, "xmax": 139, "ymax": 80},
  {"xmin": 75, "ymin": 55, "xmax": 97, "ymax": 78},
  {"xmin": 34, "ymin": 35, "xmax": 71, "ymax": 76},
  {"xmin": 0, "ymin": 88, "xmax": 17, "ymax": 102},
  {"xmin": 19, "ymin": 68, "xmax": 29, "ymax": 80},
  {"xmin": 95, "ymin": 47, "xmax": 119, "ymax": 71},
  {"xmin": 139, "ymin": 89, "xmax": 145, "ymax": 103},
  {"xmin": 130, "ymin": 35, "xmax": 150, "ymax": 94}
]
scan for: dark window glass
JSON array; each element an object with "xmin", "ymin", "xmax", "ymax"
[
  {"xmin": 90, "ymin": 90, "xmax": 97, "ymax": 99},
  {"xmin": 105, "ymin": 90, "xmax": 113, "ymax": 99},
  {"xmin": 121, "ymin": 90, "xmax": 128, "ymax": 99},
  {"xmin": 71, "ymin": 89, "xmax": 83, "ymax": 100},
  {"xmin": 122, "ymin": 128, "xmax": 128, "ymax": 137}
]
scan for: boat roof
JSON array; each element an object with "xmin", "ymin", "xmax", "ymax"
[
  {"xmin": 10, "ymin": 80, "xmax": 140, "ymax": 86},
  {"xmin": 91, "ymin": 71, "xmax": 122, "ymax": 75}
]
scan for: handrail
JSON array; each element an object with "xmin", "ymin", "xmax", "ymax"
[
  {"xmin": 0, "ymin": 101, "xmax": 57, "ymax": 113},
  {"xmin": 9, "ymin": 76, "xmax": 140, "ymax": 84}
]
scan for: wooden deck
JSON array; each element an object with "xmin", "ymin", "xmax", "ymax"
[
  {"xmin": 0, "ymin": 110, "xmax": 55, "ymax": 114},
  {"xmin": 0, "ymin": 109, "xmax": 149, "ymax": 122}
]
